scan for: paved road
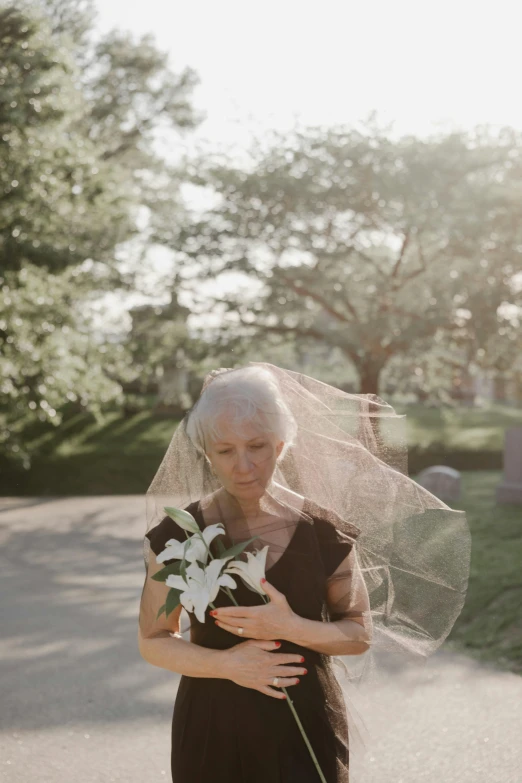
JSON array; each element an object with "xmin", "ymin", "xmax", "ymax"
[{"xmin": 0, "ymin": 497, "xmax": 520, "ymax": 783}]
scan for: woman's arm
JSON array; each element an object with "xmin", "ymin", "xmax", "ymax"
[
  {"xmin": 286, "ymin": 544, "xmax": 373, "ymax": 656},
  {"xmin": 138, "ymin": 556, "xmax": 306, "ymax": 692},
  {"xmin": 282, "ymin": 615, "xmax": 370, "ymax": 656},
  {"xmin": 212, "ymin": 548, "xmax": 373, "ymax": 657},
  {"xmin": 138, "ymin": 555, "xmax": 231, "ymax": 678},
  {"xmin": 138, "ymin": 625, "xmax": 232, "ymax": 678}
]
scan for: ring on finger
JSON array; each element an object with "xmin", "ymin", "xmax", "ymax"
[
  {"xmin": 272, "ymin": 676, "xmax": 279, "ymax": 686},
  {"xmin": 238, "ymin": 626, "xmax": 244, "ymax": 635}
]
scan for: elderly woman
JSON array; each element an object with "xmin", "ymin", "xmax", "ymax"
[
  {"xmin": 139, "ymin": 363, "xmax": 471, "ymax": 783},
  {"xmin": 138, "ymin": 365, "xmax": 372, "ymax": 782}
]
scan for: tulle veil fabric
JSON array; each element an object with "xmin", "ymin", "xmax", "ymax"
[{"xmin": 141, "ymin": 362, "xmax": 471, "ymax": 772}]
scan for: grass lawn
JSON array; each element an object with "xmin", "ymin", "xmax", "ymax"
[
  {"xmin": 11, "ymin": 402, "xmax": 520, "ymax": 495},
  {"xmin": 431, "ymin": 471, "xmax": 522, "ymax": 675},
  {"xmin": 24, "ymin": 402, "xmax": 522, "ymax": 458},
  {"xmin": 394, "ymin": 402, "xmax": 522, "ymax": 450}
]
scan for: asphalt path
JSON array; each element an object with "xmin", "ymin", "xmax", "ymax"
[{"xmin": 0, "ymin": 496, "xmax": 520, "ymax": 782}]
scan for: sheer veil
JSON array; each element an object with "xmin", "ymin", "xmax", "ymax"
[{"xmin": 141, "ymin": 362, "xmax": 471, "ymax": 771}]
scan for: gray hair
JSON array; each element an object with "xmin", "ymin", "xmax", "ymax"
[{"xmin": 186, "ymin": 366, "xmax": 297, "ymax": 461}]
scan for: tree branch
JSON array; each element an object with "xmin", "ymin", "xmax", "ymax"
[
  {"xmin": 390, "ymin": 229, "xmax": 411, "ymax": 280},
  {"xmin": 237, "ymin": 319, "xmax": 328, "ymax": 344},
  {"xmin": 278, "ymin": 273, "xmax": 354, "ymax": 323}
]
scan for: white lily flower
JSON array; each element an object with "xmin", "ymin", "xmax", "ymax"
[
  {"xmin": 164, "ymin": 506, "xmax": 200, "ymax": 534},
  {"xmin": 156, "ymin": 537, "xmax": 187, "ymax": 563},
  {"xmin": 225, "ymin": 546, "xmax": 269, "ymax": 596},
  {"xmin": 186, "ymin": 524, "xmax": 226, "ymax": 564},
  {"xmin": 156, "ymin": 523, "xmax": 225, "ymax": 565},
  {"xmin": 166, "ymin": 558, "xmax": 237, "ymax": 623}
]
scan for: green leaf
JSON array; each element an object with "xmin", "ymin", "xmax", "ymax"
[
  {"xmin": 215, "ymin": 538, "xmax": 227, "ymax": 556},
  {"xmin": 165, "ymin": 587, "xmax": 183, "ymax": 617},
  {"xmin": 151, "ymin": 561, "xmax": 182, "ymax": 581},
  {"xmin": 219, "ymin": 535, "xmax": 260, "ymax": 560},
  {"xmin": 156, "ymin": 602, "xmax": 166, "ymax": 619},
  {"xmin": 179, "ymin": 542, "xmax": 190, "ymax": 582}
]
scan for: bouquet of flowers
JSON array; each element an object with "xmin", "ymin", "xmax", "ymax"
[{"xmin": 152, "ymin": 505, "xmax": 265, "ymax": 622}]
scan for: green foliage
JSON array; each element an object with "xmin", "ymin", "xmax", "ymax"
[
  {"xmin": 443, "ymin": 471, "xmax": 522, "ymax": 673},
  {"xmin": 165, "ymin": 587, "xmax": 183, "ymax": 617},
  {"xmin": 152, "ymin": 561, "xmax": 182, "ymax": 582},
  {"xmin": 161, "ymin": 119, "xmax": 522, "ymax": 395},
  {"xmin": 0, "ymin": 6, "xmax": 136, "ymax": 274},
  {"xmin": 218, "ymin": 535, "xmax": 261, "ymax": 560},
  {"xmin": 0, "ymin": 4, "xmax": 201, "ymax": 467},
  {"xmin": 29, "ymin": 0, "xmax": 97, "ymax": 52},
  {"xmin": 0, "ymin": 262, "xmax": 127, "ymax": 467},
  {"xmin": 87, "ymin": 29, "xmax": 200, "ymax": 159},
  {"xmin": 2, "ymin": 403, "xmax": 519, "ymax": 495}
]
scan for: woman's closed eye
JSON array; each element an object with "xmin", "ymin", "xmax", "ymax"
[{"xmin": 218, "ymin": 444, "xmax": 266, "ymax": 455}]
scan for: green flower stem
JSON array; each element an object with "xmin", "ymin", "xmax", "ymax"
[
  {"xmin": 260, "ymin": 596, "xmax": 327, "ymax": 782},
  {"xmin": 223, "ymin": 586, "xmax": 239, "ymax": 606},
  {"xmin": 281, "ymin": 686, "xmax": 327, "ymax": 783}
]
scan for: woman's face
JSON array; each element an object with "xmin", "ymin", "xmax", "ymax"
[{"xmin": 205, "ymin": 414, "xmax": 284, "ymax": 501}]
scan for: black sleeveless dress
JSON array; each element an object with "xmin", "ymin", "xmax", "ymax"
[{"xmin": 145, "ymin": 497, "xmax": 360, "ymax": 783}]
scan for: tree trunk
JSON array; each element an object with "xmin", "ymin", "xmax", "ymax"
[
  {"xmin": 357, "ymin": 361, "xmax": 383, "ymax": 395},
  {"xmin": 352, "ymin": 359, "xmax": 387, "ymax": 459}
]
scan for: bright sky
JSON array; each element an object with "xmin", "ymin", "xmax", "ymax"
[
  {"xmin": 91, "ymin": 0, "xmax": 522, "ymax": 332},
  {"xmin": 95, "ymin": 0, "xmax": 522, "ymax": 144}
]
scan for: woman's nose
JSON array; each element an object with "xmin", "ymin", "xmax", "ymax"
[{"xmin": 235, "ymin": 451, "xmax": 254, "ymax": 472}]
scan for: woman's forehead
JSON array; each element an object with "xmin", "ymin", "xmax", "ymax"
[{"xmin": 210, "ymin": 414, "xmax": 267, "ymax": 444}]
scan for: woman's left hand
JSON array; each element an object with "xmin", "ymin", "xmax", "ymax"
[{"xmin": 210, "ymin": 579, "xmax": 297, "ymax": 641}]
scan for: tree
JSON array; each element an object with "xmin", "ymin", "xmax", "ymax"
[
  {"xmin": 0, "ymin": 263, "xmax": 128, "ymax": 469},
  {"xmin": 158, "ymin": 117, "xmax": 522, "ymax": 395},
  {"xmin": 0, "ymin": 5, "xmax": 134, "ymax": 274},
  {"xmin": 0, "ymin": 4, "xmax": 201, "ymax": 465},
  {"xmin": 29, "ymin": 0, "xmax": 96, "ymax": 59}
]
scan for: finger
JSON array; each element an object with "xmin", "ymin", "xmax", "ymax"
[
  {"xmin": 273, "ymin": 665, "xmax": 307, "ymax": 677},
  {"xmin": 260, "ymin": 686, "xmax": 287, "ymax": 700},
  {"xmin": 214, "ymin": 616, "xmax": 251, "ymax": 629},
  {"xmin": 211, "ymin": 606, "xmax": 259, "ymax": 618},
  {"xmin": 269, "ymin": 677, "xmax": 301, "ymax": 688},
  {"xmin": 260, "ymin": 579, "xmax": 284, "ymax": 599},
  {"xmin": 215, "ymin": 620, "xmax": 254, "ymax": 637},
  {"xmin": 249, "ymin": 640, "xmax": 281, "ymax": 650},
  {"xmin": 278, "ymin": 654, "xmax": 306, "ymax": 665}
]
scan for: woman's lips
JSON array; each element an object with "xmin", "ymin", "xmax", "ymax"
[{"xmin": 236, "ymin": 479, "xmax": 257, "ymax": 485}]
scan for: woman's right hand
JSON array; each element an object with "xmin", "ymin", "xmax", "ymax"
[{"xmin": 217, "ymin": 639, "xmax": 307, "ymax": 699}]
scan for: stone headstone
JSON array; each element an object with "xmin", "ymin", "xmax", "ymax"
[
  {"xmin": 416, "ymin": 465, "xmax": 461, "ymax": 502},
  {"xmin": 157, "ymin": 348, "xmax": 192, "ymax": 412},
  {"xmin": 496, "ymin": 427, "xmax": 522, "ymax": 505}
]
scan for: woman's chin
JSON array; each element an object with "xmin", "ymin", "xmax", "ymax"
[
  {"xmin": 235, "ymin": 481, "xmax": 259, "ymax": 491},
  {"xmin": 231, "ymin": 480, "xmax": 265, "ymax": 496}
]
